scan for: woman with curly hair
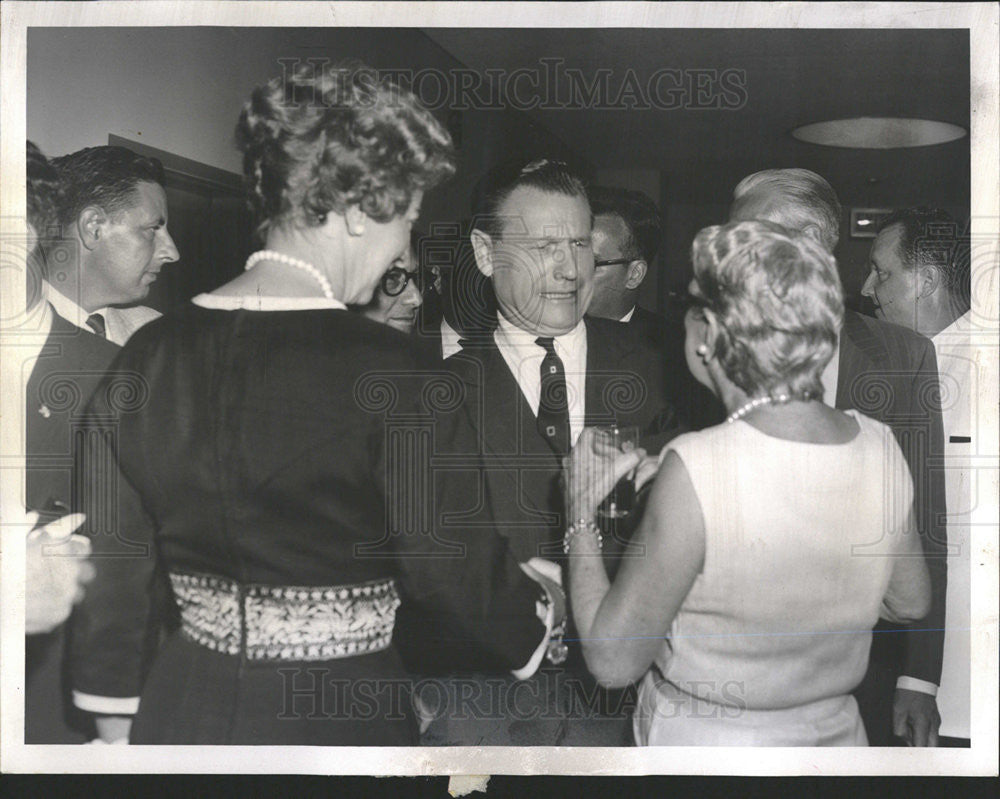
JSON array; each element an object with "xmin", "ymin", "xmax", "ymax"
[
  {"xmin": 563, "ymin": 220, "xmax": 931, "ymax": 746},
  {"xmin": 70, "ymin": 64, "xmax": 559, "ymax": 745}
]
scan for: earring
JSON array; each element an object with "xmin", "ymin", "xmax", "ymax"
[{"xmin": 696, "ymin": 344, "xmax": 709, "ymax": 358}]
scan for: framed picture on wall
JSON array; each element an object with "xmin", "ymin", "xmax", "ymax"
[{"xmin": 850, "ymin": 207, "xmax": 894, "ymax": 238}]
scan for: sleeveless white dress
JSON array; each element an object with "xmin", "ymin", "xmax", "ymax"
[{"xmin": 634, "ymin": 411, "xmax": 914, "ymax": 746}]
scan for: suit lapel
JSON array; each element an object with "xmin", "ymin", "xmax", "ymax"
[{"xmin": 453, "ymin": 341, "xmax": 558, "ymax": 522}]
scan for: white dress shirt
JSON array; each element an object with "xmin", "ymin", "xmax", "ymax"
[
  {"xmin": 45, "ymin": 281, "xmax": 161, "ymax": 346},
  {"xmin": 493, "ymin": 314, "xmax": 589, "ymax": 446},
  {"xmin": 439, "ymin": 317, "xmax": 464, "ymax": 360}
]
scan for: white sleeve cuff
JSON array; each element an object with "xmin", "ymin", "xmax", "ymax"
[
  {"xmin": 73, "ymin": 691, "xmax": 140, "ymax": 715},
  {"xmin": 511, "ymin": 559, "xmax": 561, "ymax": 680},
  {"xmin": 896, "ymin": 676, "xmax": 938, "ymax": 696}
]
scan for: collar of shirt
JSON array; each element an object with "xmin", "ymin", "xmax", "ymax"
[
  {"xmin": 440, "ymin": 317, "xmax": 463, "ymax": 359},
  {"xmin": 619, "ymin": 306, "xmax": 637, "ymax": 323},
  {"xmin": 493, "ymin": 314, "xmax": 588, "ymax": 445},
  {"xmin": 44, "ymin": 281, "xmax": 108, "ymax": 332}
]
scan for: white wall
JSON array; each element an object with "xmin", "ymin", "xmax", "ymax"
[{"xmin": 28, "ymin": 28, "xmax": 250, "ymax": 173}]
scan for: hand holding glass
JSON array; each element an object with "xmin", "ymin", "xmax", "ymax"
[{"xmin": 594, "ymin": 425, "xmax": 639, "ymax": 519}]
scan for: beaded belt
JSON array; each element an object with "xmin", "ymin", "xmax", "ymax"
[{"xmin": 169, "ymin": 572, "xmax": 400, "ymax": 661}]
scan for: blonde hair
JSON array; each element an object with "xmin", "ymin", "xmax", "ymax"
[{"xmin": 691, "ymin": 220, "xmax": 844, "ymax": 398}]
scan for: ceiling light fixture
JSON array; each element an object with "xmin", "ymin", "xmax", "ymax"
[{"xmin": 791, "ymin": 117, "xmax": 967, "ymax": 149}]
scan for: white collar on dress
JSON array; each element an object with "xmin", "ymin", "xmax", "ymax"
[{"xmin": 191, "ymin": 293, "xmax": 347, "ymax": 312}]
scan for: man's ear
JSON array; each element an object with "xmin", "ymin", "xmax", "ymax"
[
  {"xmin": 918, "ymin": 265, "xmax": 941, "ymax": 300},
  {"xmin": 470, "ymin": 228, "xmax": 495, "ymax": 278},
  {"xmin": 800, "ymin": 223, "xmax": 825, "ymax": 248},
  {"xmin": 624, "ymin": 259, "xmax": 648, "ymax": 290},
  {"xmin": 344, "ymin": 205, "xmax": 366, "ymax": 237},
  {"xmin": 77, "ymin": 206, "xmax": 107, "ymax": 251}
]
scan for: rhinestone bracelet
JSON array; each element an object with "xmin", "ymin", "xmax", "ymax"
[{"xmin": 563, "ymin": 518, "xmax": 603, "ymax": 554}]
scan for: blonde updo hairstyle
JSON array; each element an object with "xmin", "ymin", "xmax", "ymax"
[
  {"xmin": 691, "ymin": 220, "xmax": 844, "ymax": 399},
  {"xmin": 236, "ymin": 61, "xmax": 456, "ymax": 235}
]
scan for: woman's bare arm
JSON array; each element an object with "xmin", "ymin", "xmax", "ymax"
[{"xmin": 568, "ymin": 450, "xmax": 705, "ymax": 687}]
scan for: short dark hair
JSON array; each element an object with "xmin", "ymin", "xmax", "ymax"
[
  {"xmin": 236, "ymin": 61, "xmax": 455, "ymax": 234},
  {"xmin": 26, "ymin": 141, "xmax": 63, "ymax": 236},
  {"xmin": 471, "ymin": 158, "xmax": 588, "ymax": 239},
  {"xmin": 587, "ymin": 185, "xmax": 662, "ymax": 263},
  {"xmin": 52, "ymin": 145, "xmax": 165, "ymax": 228},
  {"xmin": 878, "ymin": 207, "xmax": 968, "ymax": 304}
]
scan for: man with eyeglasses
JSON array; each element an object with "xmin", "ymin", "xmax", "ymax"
[
  {"xmin": 393, "ymin": 158, "xmax": 682, "ymax": 747},
  {"xmin": 355, "ymin": 230, "xmax": 425, "ymax": 334},
  {"xmin": 588, "ymin": 185, "xmax": 723, "ymax": 429}
]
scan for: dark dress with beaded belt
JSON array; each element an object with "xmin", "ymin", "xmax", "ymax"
[{"xmin": 69, "ymin": 299, "xmax": 546, "ymax": 745}]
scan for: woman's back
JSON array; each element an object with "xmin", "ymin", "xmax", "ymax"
[
  {"xmin": 114, "ymin": 301, "xmax": 433, "ymax": 587},
  {"xmin": 655, "ymin": 410, "xmax": 913, "ymax": 711}
]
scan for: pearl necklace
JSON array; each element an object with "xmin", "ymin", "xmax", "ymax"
[
  {"xmin": 726, "ymin": 393, "xmax": 790, "ymax": 424},
  {"xmin": 244, "ymin": 250, "xmax": 335, "ymax": 302},
  {"xmin": 726, "ymin": 392, "xmax": 817, "ymax": 423}
]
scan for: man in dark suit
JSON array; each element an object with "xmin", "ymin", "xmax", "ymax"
[
  {"xmin": 21, "ymin": 142, "xmax": 123, "ymax": 743},
  {"xmin": 398, "ymin": 159, "xmax": 682, "ymax": 746},
  {"xmin": 587, "ymin": 184, "xmax": 724, "ymax": 429},
  {"xmin": 729, "ymin": 168, "xmax": 948, "ymax": 747},
  {"xmin": 22, "ymin": 143, "xmax": 179, "ymax": 744}
]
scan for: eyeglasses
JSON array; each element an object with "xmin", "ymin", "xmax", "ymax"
[
  {"xmin": 380, "ymin": 266, "xmax": 423, "ymax": 297},
  {"xmin": 594, "ymin": 258, "xmax": 634, "ymax": 269}
]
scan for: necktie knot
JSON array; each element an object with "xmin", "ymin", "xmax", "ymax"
[
  {"xmin": 85, "ymin": 312, "xmax": 107, "ymax": 339},
  {"xmin": 535, "ymin": 336, "xmax": 557, "ymax": 356}
]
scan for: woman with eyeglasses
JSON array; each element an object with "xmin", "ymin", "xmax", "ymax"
[
  {"xmin": 562, "ymin": 220, "xmax": 931, "ymax": 746},
  {"xmin": 355, "ymin": 230, "xmax": 424, "ymax": 334},
  {"xmin": 70, "ymin": 63, "xmax": 559, "ymax": 746}
]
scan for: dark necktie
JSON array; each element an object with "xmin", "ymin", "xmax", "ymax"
[
  {"xmin": 535, "ymin": 337, "xmax": 570, "ymax": 454},
  {"xmin": 85, "ymin": 312, "xmax": 107, "ymax": 339}
]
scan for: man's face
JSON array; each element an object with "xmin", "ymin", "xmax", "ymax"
[
  {"xmin": 861, "ymin": 223, "xmax": 921, "ymax": 329},
  {"xmin": 588, "ymin": 213, "xmax": 636, "ymax": 319},
  {"xmin": 365, "ymin": 246, "xmax": 423, "ymax": 334},
  {"xmin": 483, "ymin": 186, "xmax": 594, "ymax": 337},
  {"xmin": 87, "ymin": 181, "xmax": 178, "ymax": 306}
]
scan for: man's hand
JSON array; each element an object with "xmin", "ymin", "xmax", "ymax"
[
  {"xmin": 893, "ymin": 687, "xmax": 941, "ymax": 746},
  {"xmin": 24, "ymin": 511, "xmax": 93, "ymax": 634}
]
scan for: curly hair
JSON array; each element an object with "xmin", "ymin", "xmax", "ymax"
[
  {"xmin": 691, "ymin": 219, "xmax": 844, "ymax": 398},
  {"xmin": 236, "ymin": 62, "xmax": 456, "ymax": 234},
  {"xmin": 26, "ymin": 141, "xmax": 63, "ymax": 236}
]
